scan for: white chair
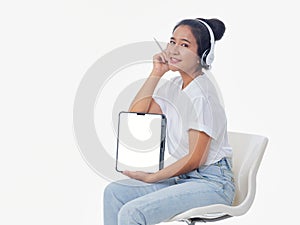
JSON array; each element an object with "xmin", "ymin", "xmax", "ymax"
[{"xmin": 165, "ymin": 131, "xmax": 269, "ymax": 225}]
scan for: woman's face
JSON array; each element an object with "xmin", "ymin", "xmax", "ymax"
[{"xmin": 167, "ymin": 25, "xmax": 200, "ymax": 75}]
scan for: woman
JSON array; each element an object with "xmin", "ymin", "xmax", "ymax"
[{"xmin": 104, "ymin": 18, "xmax": 235, "ymax": 225}]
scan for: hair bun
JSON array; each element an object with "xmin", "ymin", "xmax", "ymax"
[{"xmin": 198, "ymin": 18, "xmax": 226, "ymax": 41}]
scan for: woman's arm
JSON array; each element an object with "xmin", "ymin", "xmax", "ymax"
[
  {"xmin": 128, "ymin": 73, "xmax": 161, "ymax": 113},
  {"xmin": 128, "ymin": 51, "xmax": 169, "ymax": 113},
  {"xmin": 123, "ymin": 129, "xmax": 211, "ymax": 183}
]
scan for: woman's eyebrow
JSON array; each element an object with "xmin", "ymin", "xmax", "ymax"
[{"xmin": 170, "ymin": 37, "xmax": 191, "ymax": 44}]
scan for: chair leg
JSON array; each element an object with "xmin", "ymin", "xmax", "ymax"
[
  {"xmin": 184, "ymin": 220, "xmax": 197, "ymax": 225},
  {"xmin": 186, "ymin": 222, "xmax": 196, "ymax": 225}
]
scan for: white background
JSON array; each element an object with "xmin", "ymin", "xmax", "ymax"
[{"xmin": 1, "ymin": 0, "xmax": 299, "ymax": 224}]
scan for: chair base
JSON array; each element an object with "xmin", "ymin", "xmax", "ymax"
[{"xmin": 183, "ymin": 215, "xmax": 232, "ymax": 224}]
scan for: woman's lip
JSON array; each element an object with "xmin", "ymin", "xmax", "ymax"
[{"xmin": 169, "ymin": 57, "xmax": 181, "ymax": 64}]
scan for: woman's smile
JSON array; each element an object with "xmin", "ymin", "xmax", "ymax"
[{"xmin": 169, "ymin": 57, "xmax": 182, "ymax": 64}]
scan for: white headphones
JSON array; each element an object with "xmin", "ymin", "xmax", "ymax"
[{"xmin": 195, "ymin": 19, "xmax": 215, "ymax": 68}]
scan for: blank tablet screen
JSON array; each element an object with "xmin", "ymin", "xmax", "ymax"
[{"xmin": 116, "ymin": 112, "xmax": 166, "ymax": 173}]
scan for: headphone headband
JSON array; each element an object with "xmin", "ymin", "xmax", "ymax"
[{"xmin": 195, "ymin": 19, "xmax": 215, "ymax": 68}]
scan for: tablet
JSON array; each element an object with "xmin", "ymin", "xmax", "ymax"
[{"xmin": 116, "ymin": 111, "xmax": 167, "ymax": 173}]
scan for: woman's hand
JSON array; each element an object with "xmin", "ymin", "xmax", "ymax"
[
  {"xmin": 123, "ymin": 170, "xmax": 157, "ymax": 183},
  {"xmin": 151, "ymin": 50, "xmax": 170, "ymax": 77}
]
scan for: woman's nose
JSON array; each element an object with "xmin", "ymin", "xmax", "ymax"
[{"xmin": 167, "ymin": 43, "xmax": 180, "ymax": 55}]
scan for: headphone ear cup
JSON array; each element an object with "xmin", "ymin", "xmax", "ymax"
[
  {"xmin": 201, "ymin": 49, "xmax": 215, "ymax": 67},
  {"xmin": 201, "ymin": 49, "xmax": 209, "ymax": 67},
  {"xmin": 206, "ymin": 51, "xmax": 214, "ymax": 66}
]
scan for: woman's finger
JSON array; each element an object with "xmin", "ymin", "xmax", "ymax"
[
  {"xmin": 161, "ymin": 51, "xmax": 169, "ymax": 63},
  {"xmin": 153, "ymin": 53, "xmax": 166, "ymax": 64}
]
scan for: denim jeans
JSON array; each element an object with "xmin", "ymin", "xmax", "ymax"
[{"xmin": 103, "ymin": 157, "xmax": 235, "ymax": 225}]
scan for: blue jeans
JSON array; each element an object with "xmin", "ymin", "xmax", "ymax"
[{"xmin": 103, "ymin": 157, "xmax": 235, "ymax": 225}]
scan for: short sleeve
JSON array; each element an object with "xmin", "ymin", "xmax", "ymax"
[
  {"xmin": 187, "ymin": 97, "xmax": 216, "ymax": 139},
  {"xmin": 152, "ymin": 97, "xmax": 166, "ymax": 114}
]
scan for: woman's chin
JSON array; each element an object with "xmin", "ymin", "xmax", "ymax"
[{"xmin": 168, "ymin": 64, "xmax": 180, "ymax": 72}]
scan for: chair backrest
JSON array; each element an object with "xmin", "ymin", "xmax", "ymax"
[{"xmin": 228, "ymin": 132, "xmax": 268, "ymax": 210}]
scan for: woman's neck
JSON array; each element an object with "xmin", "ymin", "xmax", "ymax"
[{"xmin": 180, "ymin": 70, "xmax": 203, "ymax": 90}]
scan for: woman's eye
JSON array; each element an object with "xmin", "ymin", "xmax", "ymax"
[
  {"xmin": 169, "ymin": 40, "xmax": 188, "ymax": 48},
  {"xmin": 181, "ymin": 43, "xmax": 189, "ymax": 48}
]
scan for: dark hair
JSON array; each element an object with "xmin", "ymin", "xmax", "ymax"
[{"xmin": 173, "ymin": 18, "xmax": 226, "ymax": 60}]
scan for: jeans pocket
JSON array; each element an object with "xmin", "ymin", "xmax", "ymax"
[{"xmin": 220, "ymin": 161, "xmax": 234, "ymax": 182}]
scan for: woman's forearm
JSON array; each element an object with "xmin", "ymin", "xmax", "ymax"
[
  {"xmin": 150, "ymin": 154, "xmax": 204, "ymax": 182},
  {"xmin": 129, "ymin": 72, "xmax": 162, "ymax": 113}
]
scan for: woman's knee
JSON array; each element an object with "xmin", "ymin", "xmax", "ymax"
[
  {"xmin": 103, "ymin": 182, "xmax": 121, "ymax": 200},
  {"xmin": 103, "ymin": 180, "xmax": 138, "ymax": 202},
  {"xmin": 118, "ymin": 202, "xmax": 146, "ymax": 225}
]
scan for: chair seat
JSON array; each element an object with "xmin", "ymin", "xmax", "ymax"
[{"xmin": 168, "ymin": 204, "xmax": 234, "ymax": 222}]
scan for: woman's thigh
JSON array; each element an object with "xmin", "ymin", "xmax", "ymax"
[
  {"xmin": 119, "ymin": 180, "xmax": 229, "ymax": 225},
  {"xmin": 104, "ymin": 178, "xmax": 176, "ymax": 204}
]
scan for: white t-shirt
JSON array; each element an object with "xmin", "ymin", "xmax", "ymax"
[{"xmin": 153, "ymin": 72, "xmax": 232, "ymax": 165}]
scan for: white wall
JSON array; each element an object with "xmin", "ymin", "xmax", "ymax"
[{"xmin": 1, "ymin": 0, "xmax": 299, "ymax": 224}]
